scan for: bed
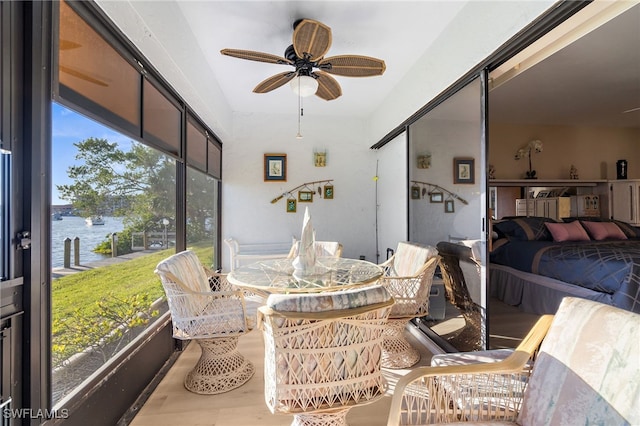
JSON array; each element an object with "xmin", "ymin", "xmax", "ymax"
[{"xmin": 489, "ymin": 216, "xmax": 640, "ymax": 315}]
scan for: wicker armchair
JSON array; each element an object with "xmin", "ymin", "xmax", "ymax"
[
  {"xmin": 155, "ymin": 250, "xmax": 255, "ymax": 394},
  {"xmin": 435, "ymin": 241, "xmax": 484, "ymax": 351},
  {"xmin": 378, "ymin": 242, "xmax": 440, "ymax": 368},
  {"xmin": 387, "ymin": 314, "xmax": 554, "ymax": 425},
  {"xmin": 258, "ymin": 285, "xmax": 394, "ymax": 426},
  {"xmin": 287, "ymin": 240, "xmax": 343, "ymax": 258}
]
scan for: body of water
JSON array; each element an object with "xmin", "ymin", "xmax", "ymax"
[{"xmin": 51, "ymin": 216, "xmax": 124, "ymax": 268}]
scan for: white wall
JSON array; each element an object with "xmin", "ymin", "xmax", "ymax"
[
  {"xmin": 367, "ymin": 1, "xmax": 556, "ymax": 143},
  {"xmin": 375, "ymin": 132, "xmax": 408, "ymax": 262},
  {"xmin": 221, "ymin": 112, "xmax": 378, "ymax": 271},
  {"xmin": 219, "ymin": 1, "xmax": 558, "ymax": 270},
  {"xmin": 409, "ymin": 117, "xmax": 483, "ymax": 247}
]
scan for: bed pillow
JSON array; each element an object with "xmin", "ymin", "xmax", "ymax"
[
  {"xmin": 493, "ymin": 217, "xmax": 556, "ymax": 241},
  {"xmin": 611, "ymin": 220, "xmax": 640, "ymax": 238},
  {"xmin": 545, "ymin": 221, "xmax": 590, "ymax": 242},
  {"xmin": 580, "ymin": 221, "xmax": 628, "ymax": 241},
  {"xmin": 563, "ymin": 216, "xmax": 605, "ymax": 223}
]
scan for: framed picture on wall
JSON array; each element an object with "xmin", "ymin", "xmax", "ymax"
[
  {"xmin": 429, "ymin": 191, "xmax": 443, "ymax": 203},
  {"xmin": 298, "ymin": 191, "xmax": 313, "ymax": 202},
  {"xmin": 286, "ymin": 198, "xmax": 297, "ymax": 213},
  {"xmin": 453, "ymin": 158, "xmax": 475, "ymax": 184},
  {"xmin": 264, "ymin": 154, "xmax": 287, "ymax": 181},
  {"xmin": 445, "ymin": 199, "xmax": 455, "ymax": 213}
]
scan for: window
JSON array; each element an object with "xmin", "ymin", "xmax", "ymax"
[{"xmin": 51, "ymin": 103, "xmax": 175, "ymax": 403}]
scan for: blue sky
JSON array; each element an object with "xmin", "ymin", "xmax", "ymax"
[{"xmin": 52, "ymin": 102, "xmax": 134, "ymax": 205}]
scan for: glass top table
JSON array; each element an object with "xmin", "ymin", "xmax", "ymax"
[{"xmin": 227, "ymin": 257, "xmax": 384, "ymax": 293}]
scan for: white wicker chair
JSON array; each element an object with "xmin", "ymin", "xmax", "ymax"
[
  {"xmin": 287, "ymin": 240, "xmax": 343, "ymax": 258},
  {"xmin": 155, "ymin": 250, "xmax": 255, "ymax": 394},
  {"xmin": 378, "ymin": 242, "xmax": 440, "ymax": 369},
  {"xmin": 387, "ymin": 314, "xmax": 554, "ymax": 425},
  {"xmin": 258, "ymin": 285, "xmax": 394, "ymax": 426}
]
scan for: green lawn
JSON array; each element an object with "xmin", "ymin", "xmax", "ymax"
[{"xmin": 51, "ymin": 245, "xmax": 214, "ymax": 363}]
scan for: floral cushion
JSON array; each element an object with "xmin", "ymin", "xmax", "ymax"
[
  {"xmin": 266, "ymin": 285, "xmax": 391, "ymax": 312},
  {"xmin": 518, "ymin": 297, "xmax": 640, "ymax": 426}
]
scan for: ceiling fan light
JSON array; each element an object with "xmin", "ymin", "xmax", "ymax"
[{"xmin": 290, "ymin": 75, "xmax": 318, "ymax": 97}]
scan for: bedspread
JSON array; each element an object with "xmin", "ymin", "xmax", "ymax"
[{"xmin": 491, "ymin": 239, "xmax": 640, "ymax": 313}]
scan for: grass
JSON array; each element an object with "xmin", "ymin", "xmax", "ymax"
[{"xmin": 51, "ymin": 244, "xmax": 215, "ymax": 341}]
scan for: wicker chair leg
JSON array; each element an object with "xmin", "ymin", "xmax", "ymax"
[
  {"xmin": 291, "ymin": 408, "xmax": 350, "ymax": 426},
  {"xmin": 184, "ymin": 336, "xmax": 255, "ymax": 394},
  {"xmin": 382, "ymin": 318, "xmax": 420, "ymax": 369}
]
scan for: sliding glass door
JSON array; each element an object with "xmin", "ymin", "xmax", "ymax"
[{"xmin": 408, "ymin": 75, "xmax": 489, "ymax": 351}]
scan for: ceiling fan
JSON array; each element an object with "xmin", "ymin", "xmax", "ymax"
[{"xmin": 220, "ymin": 18, "xmax": 386, "ymax": 101}]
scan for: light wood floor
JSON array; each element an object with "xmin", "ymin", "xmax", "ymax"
[
  {"xmin": 128, "ymin": 299, "xmax": 537, "ymax": 426},
  {"xmin": 128, "ymin": 329, "xmax": 434, "ymax": 426}
]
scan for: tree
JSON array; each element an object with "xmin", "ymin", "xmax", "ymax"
[
  {"xmin": 58, "ymin": 137, "xmax": 217, "ymax": 255},
  {"xmin": 57, "ymin": 138, "xmax": 175, "ymax": 254}
]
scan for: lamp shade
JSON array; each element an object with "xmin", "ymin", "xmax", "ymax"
[{"xmin": 290, "ymin": 75, "xmax": 318, "ymax": 97}]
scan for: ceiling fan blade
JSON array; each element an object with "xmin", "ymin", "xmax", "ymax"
[
  {"xmin": 318, "ymin": 55, "xmax": 386, "ymax": 77},
  {"xmin": 253, "ymin": 71, "xmax": 296, "ymax": 93},
  {"xmin": 221, "ymin": 49, "xmax": 293, "ymax": 65},
  {"xmin": 314, "ymin": 71, "xmax": 342, "ymax": 101},
  {"xmin": 293, "ymin": 19, "xmax": 332, "ymax": 61},
  {"xmin": 60, "ymin": 65, "xmax": 109, "ymax": 87}
]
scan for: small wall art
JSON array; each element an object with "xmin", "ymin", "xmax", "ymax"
[
  {"xmin": 411, "ymin": 185, "xmax": 421, "ymax": 200},
  {"xmin": 417, "ymin": 154, "xmax": 431, "ymax": 169},
  {"xmin": 429, "ymin": 191, "xmax": 443, "ymax": 203},
  {"xmin": 445, "ymin": 199, "xmax": 455, "ymax": 213},
  {"xmin": 286, "ymin": 198, "xmax": 297, "ymax": 213},
  {"xmin": 298, "ymin": 191, "xmax": 313, "ymax": 202},
  {"xmin": 264, "ymin": 153, "xmax": 287, "ymax": 181},
  {"xmin": 314, "ymin": 151, "xmax": 327, "ymax": 167},
  {"xmin": 323, "ymin": 184, "xmax": 334, "ymax": 199},
  {"xmin": 453, "ymin": 158, "xmax": 475, "ymax": 184}
]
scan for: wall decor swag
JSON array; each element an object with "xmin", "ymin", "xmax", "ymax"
[
  {"xmin": 271, "ymin": 179, "xmax": 334, "ymax": 212},
  {"xmin": 410, "ymin": 180, "xmax": 468, "ymax": 213}
]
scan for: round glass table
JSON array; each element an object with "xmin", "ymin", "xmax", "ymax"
[{"xmin": 227, "ymin": 257, "xmax": 383, "ymax": 293}]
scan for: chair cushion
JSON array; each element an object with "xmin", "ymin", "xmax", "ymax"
[
  {"xmin": 393, "ymin": 242, "xmax": 438, "ymax": 276},
  {"xmin": 155, "ymin": 250, "xmax": 210, "ymax": 293},
  {"xmin": 518, "ymin": 297, "xmax": 640, "ymax": 426},
  {"xmin": 266, "ymin": 285, "xmax": 391, "ymax": 313}
]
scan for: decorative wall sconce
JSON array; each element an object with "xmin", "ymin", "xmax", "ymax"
[
  {"xmin": 417, "ymin": 154, "xmax": 431, "ymax": 169},
  {"xmin": 271, "ymin": 179, "xmax": 334, "ymax": 212},
  {"xmin": 314, "ymin": 151, "xmax": 327, "ymax": 167}
]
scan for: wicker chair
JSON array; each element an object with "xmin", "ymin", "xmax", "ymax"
[
  {"xmin": 378, "ymin": 242, "xmax": 440, "ymax": 369},
  {"xmin": 389, "ymin": 297, "xmax": 640, "ymax": 425},
  {"xmin": 387, "ymin": 313, "xmax": 553, "ymax": 425},
  {"xmin": 155, "ymin": 250, "xmax": 255, "ymax": 394},
  {"xmin": 435, "ymin": 241, "xmax": 484, "ymax": 351},
  {"xmin": 258, "ymin": 285, "xmax": 394, "ymax": 426},
  {"xmin": 287, "ymin": 240, "xmax": 343, "ymax": 258}
]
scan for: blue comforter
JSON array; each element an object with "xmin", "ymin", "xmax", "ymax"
[{"xmin": 491, "ymin": 239, "xmax": 640, "ymax": 313}]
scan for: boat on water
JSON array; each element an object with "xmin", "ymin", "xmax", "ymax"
[
  {"xmin": 52, "ymin": 213, "xmax": 63, "ymax": 221},
  {"xmin": 85, "ymin": 215, "xmax": 105, "ymax": 226}
]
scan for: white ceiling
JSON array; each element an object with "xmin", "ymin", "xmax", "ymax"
[
  {"xmin": 490, "ymin": 2, "xmax": 640, "ymax": 129},
  {"xmin": 96, "ymin": 1, "xmax": 640, "ymax": 132},
  {"xmin": 99, "ymin": 0, "xmax": 467, "ymax": 119}
]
